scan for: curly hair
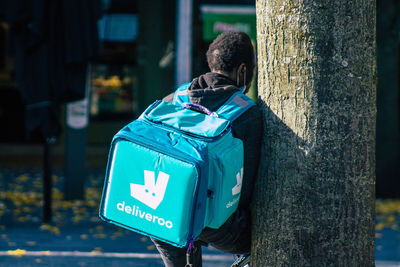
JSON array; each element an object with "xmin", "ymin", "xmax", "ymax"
[{"xmin": 206, "ymin": 31, "xmax": 255, "ymax": 74}]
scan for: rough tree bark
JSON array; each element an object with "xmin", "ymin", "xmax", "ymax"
[{"xmin": 252, "ymin": 1, "xmax": 376, "ymax": 266}]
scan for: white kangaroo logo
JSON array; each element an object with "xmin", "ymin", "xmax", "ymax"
[
  {"xmin": 130, "ymin": 170, "xmax": 170, "ymax": 210},
  {"xmin": 232, "ymin": 168, "xmax": 243, "ymax": 196}
]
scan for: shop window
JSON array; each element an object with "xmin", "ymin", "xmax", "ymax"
[
  {"xmin": 90, "ymin": 63, "xmax": 138, "ymax": 121},
  {"xmin": 90, "ymin": 0, "xmax": 139, "ymax": 121}
]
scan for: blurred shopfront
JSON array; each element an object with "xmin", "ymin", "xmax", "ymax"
[
  {"xmin": 89, "ymin": 0, "xmax": 257, "ymax": 143},
  {"xmin": 0, "ymin": 0, "xmax": 258, "ymax": 145},
  {"xmin": 88, "ymin": 0, "xmax": 176, "ymax": 143}
]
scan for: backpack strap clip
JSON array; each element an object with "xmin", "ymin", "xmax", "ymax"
[{"xmin": 185, "ymin": 236, "xmax": 195, "ymax": 267}]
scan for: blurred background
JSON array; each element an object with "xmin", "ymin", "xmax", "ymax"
[
  {"xmin": 0, "ymin": 0, "xmax": 399, "ymax": 266},
  {"xmin": 0, "ymin": 0, "xmax": 258, "ymax": 185}
]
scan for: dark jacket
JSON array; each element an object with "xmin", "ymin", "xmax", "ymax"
[{"xmin": 164, "ymin": 72, "xmax": 263, "ymax": 209}]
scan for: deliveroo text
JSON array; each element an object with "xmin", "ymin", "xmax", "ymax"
[{"xmin": 117, "ymin": 201, "xmax": 173, "ymax": 229}]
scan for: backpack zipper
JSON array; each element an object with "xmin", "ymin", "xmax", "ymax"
[{"xmin": 143, "ymin": 100, "xmax": 231, "ymax": 141}]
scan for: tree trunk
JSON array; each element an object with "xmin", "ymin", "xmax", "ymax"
[{"xmin": 252, "ymin": 1, "xmax": 376, "ymax": 266}]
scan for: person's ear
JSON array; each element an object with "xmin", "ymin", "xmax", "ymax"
[
  {"xmin": 241, "ymin": 64, "xmax": 247, "ymax": 85},
  {"xmin": 236, "ymin": 63, "xmax": 246, "ymax": 84},
  {"xmin": 236, "ymin": 63, "xmax": 247, "ymax": 91},
  {"xmin": 238, "ymin": 63, "xmax": 246, "ymax": 75}
]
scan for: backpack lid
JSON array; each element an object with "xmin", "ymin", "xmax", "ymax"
[{"xmin": 143, "ymin": 101, "xmax": 231, "ymax": 138}]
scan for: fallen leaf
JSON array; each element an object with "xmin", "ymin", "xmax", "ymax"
[
  {"xmin": 387, "ymin": 215, "xmax": 395, "ymax": 223},
  {"xmin": 376, "ymin": 223, "xmax": 386, "ymax": 231},
  {"xmin": 93, "ymin": 233, "xmax": 106, "ymax": 239},
  {"xmin": 92, "ymin": 247, "xmax": 102, "ymax": 253},
  {"xmin": 8, "ymin": 249, "xmax": 26, "ymax": 257},
  {"xmin": 146, "ymin": 245, "xmax": 155, "ymax": 251},
  {"xmin": 40, "ymin": 224, "xmax": 60, "ymax": 235}
]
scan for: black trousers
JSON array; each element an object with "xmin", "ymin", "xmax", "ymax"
[{"xmin": 151, "ymin": 208, "xmax": 251, "ymax": 267}]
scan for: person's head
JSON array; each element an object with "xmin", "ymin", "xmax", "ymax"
[{"xmin": 206, "ymin": 31, "xmax": 256, "ymax": 93}]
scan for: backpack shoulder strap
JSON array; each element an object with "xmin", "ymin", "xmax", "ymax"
[
  {"xmin": 174, "ymin": 84, "xmax": 256, "ymax": 122},
  {"xmin": 173, "ymin": 82, "xmax": 191, "ymax": 106},
  {"xmin": 216, "ymin": 91, "xmax": 256, "ymax": 122}
]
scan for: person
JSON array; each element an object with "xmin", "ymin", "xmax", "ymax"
[{"xmin": 151, "ymin": 31, "xmax": 263, "ymax": 267}]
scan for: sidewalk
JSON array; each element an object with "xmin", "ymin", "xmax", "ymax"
[
  {"xmin": 0, "ymin": 168, "xmax": 233, "ymax": 267},
  {"xmin": 0, "ymin": 168, "xmax": 399, "ymax": 266},
  {"xmin": 376, "ymin": 199, "xmax": 400, "ymax": 266}
]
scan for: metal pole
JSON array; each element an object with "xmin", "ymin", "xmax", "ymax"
[
  {"xmin": 43, "ymin": 138, "xmax": 53, "ymax": 223},
  {"xmin": 64, "ymin": 65, "xmax": 91, "ymax": 200},
  {"xmin": 175, "ymin": 0, "xmax": 193, "ymax": 86}
]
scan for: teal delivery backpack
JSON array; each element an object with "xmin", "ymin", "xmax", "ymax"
[{"xmin": 99, "ymin": 89, "xmax": 255, "ymax": 248}]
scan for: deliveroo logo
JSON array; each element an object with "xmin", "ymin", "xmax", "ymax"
[
  {"xmin": 130, "ymin": 170, "xmax": 170, "ymax": 210},
  {"xmin": 232, "ymin": 168, "xmax": 243, "ymax": 196},
  {"xmin": 226, "ymin": 168, "xmax": 244, "ymax": 209}
]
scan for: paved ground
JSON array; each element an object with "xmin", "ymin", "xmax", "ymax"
[
  {"xmin": 376, "ymin": 199, "xmax": 400, "ymax": 266},
  {"xmin": 0, "ymin": 168, "xmax": 234, "ymax": 267},
  {"xmin": 0, "ymin": 168, "xmax": 399, "ymax": 267}
]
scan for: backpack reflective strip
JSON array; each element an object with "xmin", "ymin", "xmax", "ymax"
[{"xmin": 213, "ymin": 92, "xmax": 255, "ymax": 121}]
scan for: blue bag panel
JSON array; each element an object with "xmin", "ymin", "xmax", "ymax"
[
  {"xmin": 100, "ymin": 139, "xmax": 199, "ymax": 247},
  {"xmin": 144, "ymin": 101, "xmax": 230, "ymax": 138},
  {"xmin": 205, "ymin": 133, "xmax": 244, "ymax": 229}
]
